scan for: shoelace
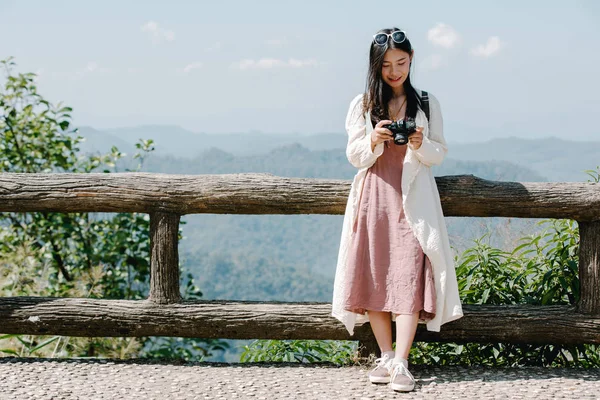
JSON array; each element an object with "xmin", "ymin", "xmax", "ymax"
[
  {"xmin": 372, "ymin": 354, "xmax": 393, "ymax": 374},
  {"xmin": 390, "ymin": 362, "xmax": 415, "ymax": 384}
]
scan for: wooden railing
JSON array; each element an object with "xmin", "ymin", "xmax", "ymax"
[{"xmin": 1, "ymin": 172, "xmax": 599, "ymax": 357}]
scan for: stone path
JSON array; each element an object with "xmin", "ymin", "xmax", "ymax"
[{"xmin": 1, "ymin": 358, "xmax": 599, "ymax": 399}]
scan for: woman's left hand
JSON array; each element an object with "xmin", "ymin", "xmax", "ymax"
[{"xmin": 408, "ymin": 127, "xmax": 424, "ymax": 150}]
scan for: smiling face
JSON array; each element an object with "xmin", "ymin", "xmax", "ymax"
[{"xmin": 381, "ymin": 48, "xmax": 413, "ymax": 90}]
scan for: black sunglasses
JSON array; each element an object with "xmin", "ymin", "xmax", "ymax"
[{"xmin": 373, "ymin": 30, "xmax": 407, "ymax": 46}]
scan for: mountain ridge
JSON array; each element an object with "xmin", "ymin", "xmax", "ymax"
[{"xmin": 76, "ymin": 124, "xmax": 599, "ymax": 182}]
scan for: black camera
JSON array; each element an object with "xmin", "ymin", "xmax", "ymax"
[{"xmin": 384, "ymin": 118, "xmax": 417, "ymax": 145}]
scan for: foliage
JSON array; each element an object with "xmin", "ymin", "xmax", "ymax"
[
  {"xmin": 408, "ymin": 215, "xmax": 597, "ymax": 367},
  {"xmin": 240, "ymin": 339, "xmax": 360, "ymax": 366},
  {"xmin": 0, "ymin": 56, "xmax": 155, "ymax": 299},
  {"xmin": 409, "ymin": 167, "xmax": 600, "ymax": 367},
  {"xmin": 142, "ymin": 337, "xmax": 230, "ymax": 362},
  {"xmin": 240, "ymin": 168, "xmax": 600, "ymax": 367},
  {"xmin": 185, "ymin": 249, "xmax": 333, "ymax": 302},
  {"xmin": 0, "ymin": 238, "xmax": 144, "ymax": 358},
  {"xmin": 0, "ymin": 57, "xmax": 223, "ymax": 359},
  {"xmin": 584, "ymin": 165, "xmax": 600, "ymax": 184}
]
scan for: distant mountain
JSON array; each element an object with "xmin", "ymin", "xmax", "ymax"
[
  {"xmin": 77, "ymin": 125, "xmax": 347, "ymax": 158},
  {"xmin": 77, "ymin": 124, "xmax": 600, "ymax": 182},
  {"xmin": 76, "ymin": 126, "xmax": 136, "ymax": 155},
  {"xmin": 130, "ymin": 143, "xmax": 546, "ymax": 183},
  {"xmin": 447, "ymin": 136, "xmax": 600, "ymax": 182}
]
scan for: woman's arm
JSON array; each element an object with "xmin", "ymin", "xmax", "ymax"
[
  {"xmin": 412, "ymin": 93, "xmax": 448, "ymax": 167},
  {"xmin": 345, "ymin": 94, "xmax": 384, "ymax": 169}
]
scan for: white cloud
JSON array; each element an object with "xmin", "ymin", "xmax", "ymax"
[
  {"xmin": 233, "ymin": 58, "xmax": 319, "ymax": 70},
  {"xmin": 181, "ymin": 62, "xmax": 203, "ymax": 73},
  {"xmin": 141, "ymin": 20, "xmax": 175, "ymax": 43},
  {"xmin": 421, "ymin": 54, "xmax": 447, "ymax": 70},
  {"xmin": 470, "ymin": 36, "xmax": 504, "ymax": 58},
  {"xmin": 427, "ymin": 23, "xmax": 460, "ymax": 49}
]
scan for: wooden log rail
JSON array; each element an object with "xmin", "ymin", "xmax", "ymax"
[
  {"xmin": 0, "ymin": 299, "xmax": 599, "ymax": 345},
  {"xmin": 1, "ymin": 172, "xmax": 599, "ymax": 349},
  {"xmin": 1, "ymin": 172, "xmax": 600, "ymax": 220}
]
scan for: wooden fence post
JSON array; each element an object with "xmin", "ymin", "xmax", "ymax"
[
  {"xmin": 148, "ymin": 211, "xmax": 181, "ymax": 304},
  {"xmin": 578, "ymin": 221, "xmax": 600, "ymax": 315}
]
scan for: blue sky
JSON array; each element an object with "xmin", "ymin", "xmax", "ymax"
[{"xmin": 1, "ymin": 0, "xmax": 599, "ymax": 143}]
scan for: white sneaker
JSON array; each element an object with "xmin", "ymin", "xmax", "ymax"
[
  {"xmin": 389, "ymin": 361, "xmax": 415, "ymax": 392},
  {"xmin": 368, "ymin": 354, "xmax": 394, "ymax": 384}
]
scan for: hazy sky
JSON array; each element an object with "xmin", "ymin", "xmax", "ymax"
[{"xmin": 1, "ymin": 0, "xmax": 599, "ymax": 143}]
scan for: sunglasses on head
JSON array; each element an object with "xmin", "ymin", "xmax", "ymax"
[{"xmin": 372, "ymin": 30, "xmax": 407, "ymax": 46}]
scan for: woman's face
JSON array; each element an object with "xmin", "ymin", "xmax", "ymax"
[{"xmin": 381, "ymin": 48, "xmax": 413, "ymax": 89}]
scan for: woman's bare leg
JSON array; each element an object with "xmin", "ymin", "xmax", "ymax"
[
  {"xmin": 394, "ymin": 312, "xmax": 419, "ymax": 359},
  {"xmin": 367, "ymin": 310, "xmax": 393, "ymax": 352}
]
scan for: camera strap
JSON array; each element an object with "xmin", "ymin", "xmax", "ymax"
[{"xmin": 421, "ymin": 91, "xmax": 430, "ymax": 122}]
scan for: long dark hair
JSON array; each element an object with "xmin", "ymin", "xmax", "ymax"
[{"xmin": 362, "ymin": 27, "xmax": 423, "ymax": 126}]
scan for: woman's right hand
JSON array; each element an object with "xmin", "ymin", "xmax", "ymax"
[{"xmin": 371, "ymin": 120, "xmax": 393, "ymax": 149}]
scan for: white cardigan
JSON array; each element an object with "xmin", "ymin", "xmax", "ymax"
[{"xmin": 331, "ymin": 90, "xmax": 464, "ymax": 335}]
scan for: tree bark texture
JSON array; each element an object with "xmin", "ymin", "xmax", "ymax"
[
  {"xmin": 578, "ymin": 221, "xmax": 600, "ymax": 314},
  {"xmin": 148, "ymin": 212, "xmax": 181, "ymax": 304},
  {"xmin": 1, "ymin": 173, "xmax": 600, "ymax": 220},
  {"xmin": 1, "ymin": 298, "xmax": 599, "ymax": 345}
]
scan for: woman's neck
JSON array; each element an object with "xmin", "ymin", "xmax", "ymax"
[
  {"xmin": 391, "ymin": 88, "xmax": 406, "ymax": 98},
  {"xmin": 392, "ymin": 90, "xmax": 406, "ymax": 100}
]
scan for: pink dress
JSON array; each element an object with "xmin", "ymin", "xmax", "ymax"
[{"xmin": 343, "ymin": 140, "xmax": 436, "ymax": 322}]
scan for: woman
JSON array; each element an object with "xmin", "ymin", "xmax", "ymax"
[{"xmin": 331, "ymin": 27, "xmax": 463, "ymax": 393}]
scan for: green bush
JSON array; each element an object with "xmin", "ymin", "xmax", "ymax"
[
  {"xmin": 240, "ymin": 339, "xmax": 359, "ymax": 366},
  {"xmin": 0, "ymin": 57, "xmax": 224, "ymax": 360},
  {"xmin": 410, "ymin": 215, "xmax": 597, "ymax": 367}
]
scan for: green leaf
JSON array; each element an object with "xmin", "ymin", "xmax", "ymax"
[
  {"xmin": 481, "ymin": 288, "xmax": 490, "ymax": 304},
  {"xmin": 29, "ymin": 336, "xmax": 60, "ymax": 353},
  {"xmin": 0, "ymin": 334, "xmax": 22, "ymax": 340}
]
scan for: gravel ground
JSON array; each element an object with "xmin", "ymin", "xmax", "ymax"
[{"xmin": 1, "ymin": 358, "xmax": 599, "ymax": 399}]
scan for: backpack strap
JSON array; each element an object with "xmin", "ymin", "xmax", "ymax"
[{"xmin": 421, "ymin": 90, "xmax": 430, "ymax": 121}]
